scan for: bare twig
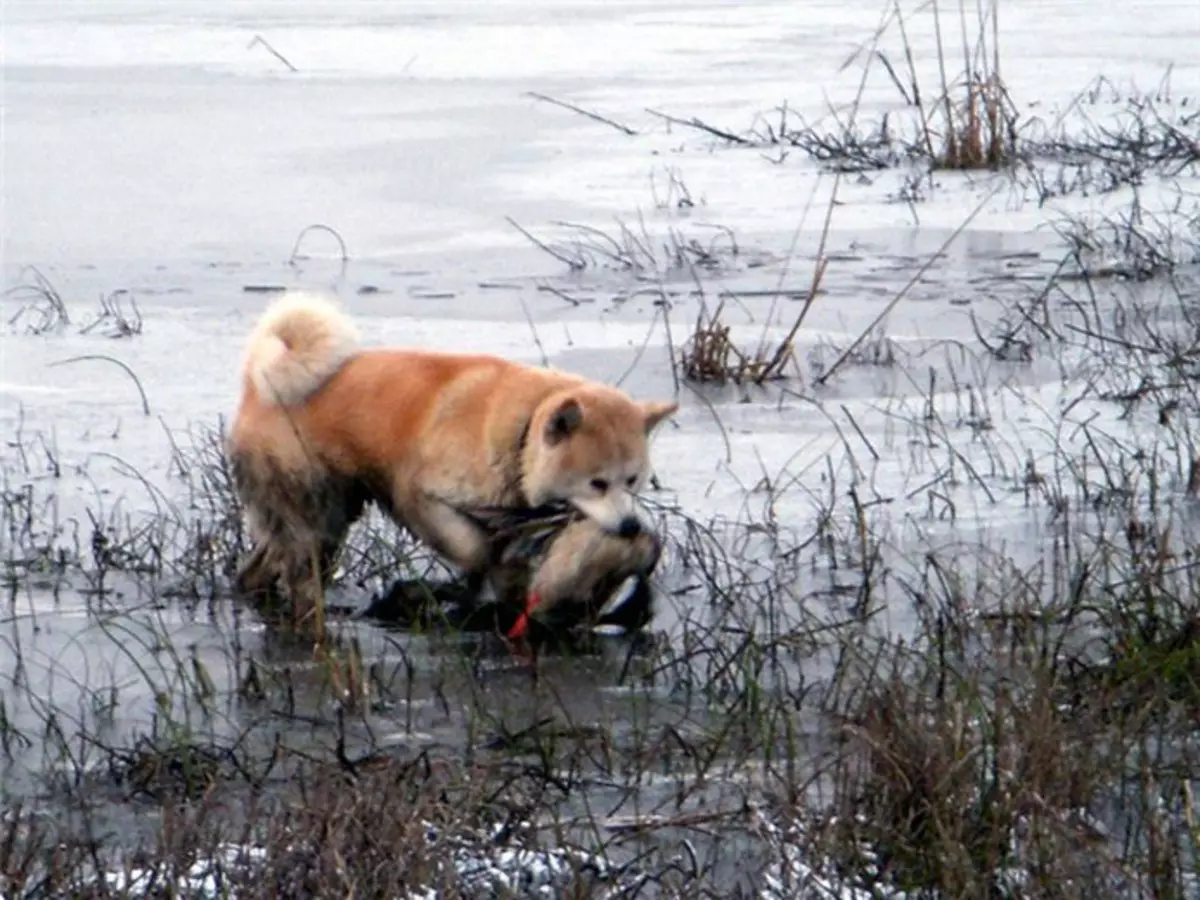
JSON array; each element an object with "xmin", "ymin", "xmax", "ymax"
[
  {"xmin": 47, "ymin": 354, "xmax": 152, "ymax": 415},
  {"xmin": 817, "ymin": 182, "xmax": 1002, "ymax": 386},
  {"xmin": 248, "ymin": 34, "xmax": 298, "ymax": 72},
  {"xmin": 288, "ymin": 224, "xmax": 350, "ymax": 266},
  {"xmin": 645, "ymin": 108, "xmax": 753, "ymax": 145},
  {"xmin": 524, "ymin": 91, "xmax": 639, "ymax": 136}
]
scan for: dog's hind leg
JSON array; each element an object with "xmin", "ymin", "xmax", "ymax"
[
  {"xmin": 312, "ymin": 475, "xmax": 371, "ymax": 584},
  {"xmin": 234, "ymin": 540, "xmax": 282, "ymax": 599},
  {"xmin": 231, "ymin": 473, "xmax": 294, "ymax": 611},
  {"xmin": 280, "ymin": 475, "xmax": 372, "ymax": 628},
  {"xmin": 232, "ymin": 460, "xmax": 369, "ymax": 631}
]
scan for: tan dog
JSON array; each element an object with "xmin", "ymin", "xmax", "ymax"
[{"xmin": 228, "ymin": 292, "xmax": 677, "ymax": 640}]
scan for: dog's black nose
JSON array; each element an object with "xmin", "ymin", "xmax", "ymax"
[{"xmin": 617, "ymin": 517, "xmax": 642, "ymax": 539}]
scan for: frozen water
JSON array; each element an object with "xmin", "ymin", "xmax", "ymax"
[{"xmin": 2, "ymin": 0, "xmax": 1200, "ymax": 890}]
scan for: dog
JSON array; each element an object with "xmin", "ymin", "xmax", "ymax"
[{"xmin": 227, "ymin": 291, "xmax": 677, "ymax": 643}]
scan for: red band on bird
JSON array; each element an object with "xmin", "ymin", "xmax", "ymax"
[{"xmin": 506, "ymin": 592, "xmax": 542, "ymax": 640}]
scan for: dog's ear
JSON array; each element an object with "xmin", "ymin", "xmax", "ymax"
[
  {"xmin": 640, "ymin": 400, "xmax": 678, "ymax": 435},
  {"xmin": 544, "ymin": 397, "xmax": 584, "ymax": 445}
]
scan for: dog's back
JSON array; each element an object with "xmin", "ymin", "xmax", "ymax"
[{"xmin": 231, "ymin": 293, "xmax": 586, "ymax": 483}]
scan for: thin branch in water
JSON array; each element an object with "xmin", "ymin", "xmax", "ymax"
[
  {"xmin": 518, "ymin": 296, "xmax": 550, "ymax": 369},
  {"xmin": 248, "ymin": 34, "xmax": 298, "ymax": 72},
  {"xmin": 817, "ymin": 181, "xmax": 1003, "ymax": 386},
  {"xmin": 644, "ymin": 108, "xmax": 753, "ymax": 146},
  {"xmin": 505, "ymin": 217, "xmax": 585, "ymax": 270},
  {"xmin": 47, "ymin": 355, "xmax": 152, "ymax": 416},
  {"xmin": 524, "ymin": 92, "xmax": 639, "ymax": 136},
  {"xmin": 288, "ymin": 224, "xmax": 350, "ymax": 266}
]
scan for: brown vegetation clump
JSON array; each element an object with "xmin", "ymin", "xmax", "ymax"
[
  {"xmin": 678, "ymin": 298, "xmax": 789, "ymax": 385},
  {"xmin": 933, "ymin": 70, "xmax": 1019, "ymax": 170},
  {"xmin": 925, "ymin": 0, "xmax": 1019, "ymax": 170}
]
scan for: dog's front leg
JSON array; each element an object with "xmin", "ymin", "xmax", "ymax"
[{"xmin": 405, "ymin": 494, "xmax": 493, "ymax": 579}]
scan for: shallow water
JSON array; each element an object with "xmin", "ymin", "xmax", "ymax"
[{"xmin": 3, "ymin": 1, "xmax": 1200, "ymax": 887}]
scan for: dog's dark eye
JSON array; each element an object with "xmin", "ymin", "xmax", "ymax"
[
  {"xmin": 625, "ymin": 475, "xmax": 638, "ymax": 488},
  {"xmin": 590, "ymin": 478, "xmax": 609, "ymax": 493}
]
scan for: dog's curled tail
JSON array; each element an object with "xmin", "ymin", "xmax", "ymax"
[{"xmin": 242, "ymin": 291, "xmax": 360, "ymax": 407}]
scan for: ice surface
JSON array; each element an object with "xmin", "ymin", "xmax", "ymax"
[{"xmin": 2, "ymin": 1, "xmax": 1199, "ymax": 892}]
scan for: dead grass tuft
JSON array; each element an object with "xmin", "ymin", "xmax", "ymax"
[
  {"xmin": 677, "ymin": 297, "xmax": 792, "ymax": 385},
  {"xmin": 924, "ymin": 0, "xmax": 1018, "ymax": 170}
]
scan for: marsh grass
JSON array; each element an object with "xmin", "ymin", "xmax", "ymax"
[
  {"xmin": 5, "ymin": 13, "xmax": 1200, "ymax": 894},
  {"xmin": 647, "ymin": 0, "xmax": 1021, "ymax": 175},
  {"xmin": 667, "ymin": 135, "xmax": 1195, "ymax": 388},
  {"xmin": 1051, "ymin": 195, "xmax": 1200, "ymax": 281},
  {"xmin": 3, "ymin": 272, "xmax": 149, "ymax": 341},
  {"xmin": 1020, "ymin": 71, "xmax": 1200, "ymax": 208},
  {"xmin": 4, "ymin": 267, "xmax": 71, "ymax": 335},
  {"xmin": 654, "ymin": 0, "xmax": 1195, "ymax": 212},
  {"xmin": 922, "ymin": 0, "xmax": 1016, "ymax": 170},
  {"xmin": 513, "ymin": 0, "xmax": 1198, "ymax": 390},
  {"xmin": 518, "ymin": 12, "xmax": 1199, "ymax": 391},
  {"xmin": 78, "ymin": 291, "xmax": 144, "ymax": 339},
  {"xmin": 677, "ymin": 295, "xmax": 792, "ymax": 385},
  {"xmin": 9, "ymin": 257, "xmax": 1200, "ymax": 896},
  {"xmin": 507, "ymin": 214, "xmax": 752, "ymax": 282}
]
